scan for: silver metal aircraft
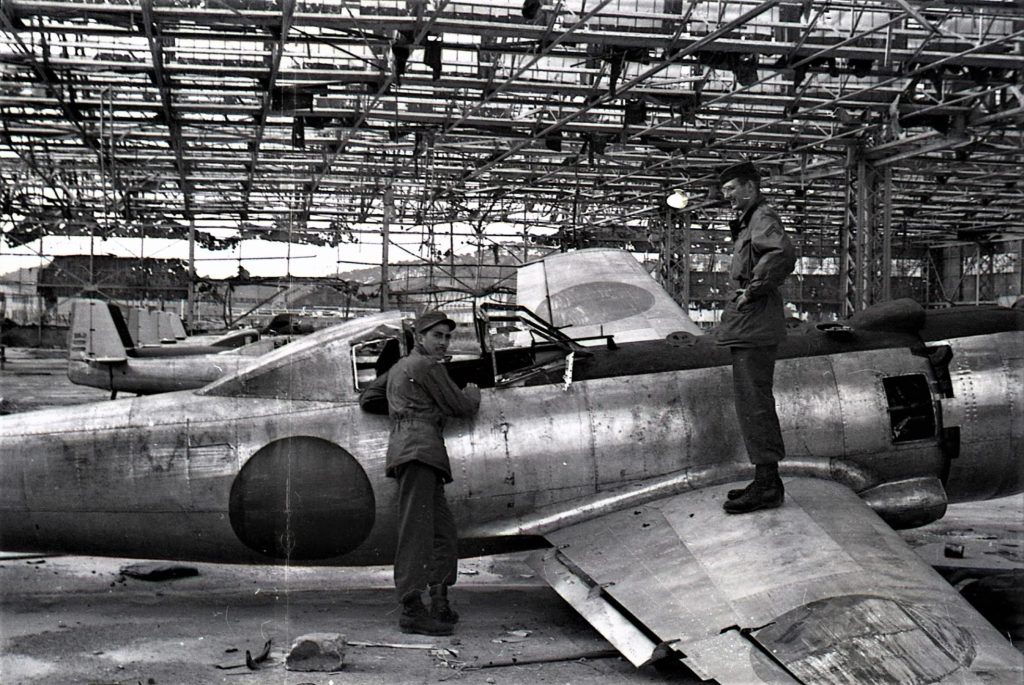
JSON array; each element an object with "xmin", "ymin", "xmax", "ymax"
[
  {"xmin": 3, "ymin": 250, "xmax": 1022, "ymax": 683},
  {"xmin": 66, "ymin": 299, "xmax": 288, "ymax": 397}
]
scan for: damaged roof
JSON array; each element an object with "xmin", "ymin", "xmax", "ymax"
[{"xmin": 0, "ymin": 0, "xmax": 1021, "ymax": 258}]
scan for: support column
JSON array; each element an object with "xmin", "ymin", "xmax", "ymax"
[
  {"xmin": 186, "ymin": 215, "xmax": 195, "ymax": 329},
  {"xmin": 1019, "ymin": 239, "xmax": 1023, "ymax": 297},
  {"xmin": 975, "ymin": 244, "xmax": 981, "ymax": 305},
  {"xmin": 840, "ymin": 148, "xmax": 856, "ymax": 317},
  {"xmin": 841, "ymin": 147, "xmax": 892, "ymax": 315},
  {"xmin": 680, "ymin": 211, "xmax": 691, "ymax": 306},
  {"xmin": 656, "ymin": 206, "xmax": 690, "ymax": 307},
  {"xmin": 380, "ymin": 185, "xmax": 392, "ymax": 311},
  {"xmin": 879, "ymin": 165, "xmax": 893, "ymax": 303},
  {"xmin": 855, "ymin": 157, "xmax": 873, "ymax": 311}
]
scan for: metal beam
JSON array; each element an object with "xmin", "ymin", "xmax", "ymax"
[
  {"xmin": 140, "ymin": 0, "xmax": 192, "ymax": 217},
  {"xmin": 239, "ymin": 0, "xmax": 297, "ymax": 220}
]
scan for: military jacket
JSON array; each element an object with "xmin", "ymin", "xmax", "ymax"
[
  {"xmin": 716, "ymin": 198, "xmax": 796, "ymax": 348},
  {"xmin": 384, "ymin": 346, "xmax": 480, "ymax": 482}
]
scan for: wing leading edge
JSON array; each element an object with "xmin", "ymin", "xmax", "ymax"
[{"xmin": 529, "ymin": 478, "xmax": 1022, "ymax": 684}]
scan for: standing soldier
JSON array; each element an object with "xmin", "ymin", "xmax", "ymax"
[
  {"xmin": 386, "ymin": 311, "xmax": 480, "ymax": 635},
  {"xmin": 715, "ymin": 161, "xmax": 797, "ymax": 514}
]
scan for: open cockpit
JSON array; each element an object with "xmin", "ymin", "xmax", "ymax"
[{"xmin": 353, "ymin": 303, "xmax": 612, "ymax": 408}]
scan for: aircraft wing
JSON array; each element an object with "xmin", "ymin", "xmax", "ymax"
[{"xmin": 529, "ymin": 478, "xmax": 1022, "ymax": 683}]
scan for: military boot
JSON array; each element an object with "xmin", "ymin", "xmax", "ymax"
[
  {"xmin": 429, "ymin": 584, "xmax": 459, "ymax": 624},
  {"xmin": 726, "ymin": 482, "xmax": 753, "ymax": 500},
  {"xmin": 399, "ymin": 593, "xmax": 454, "ymax": 636},
  {"xmin": 723, "ymin": 464, "xmax": 784, "ymax": 514}
]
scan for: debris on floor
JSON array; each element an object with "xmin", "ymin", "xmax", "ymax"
[
  {"xmin": 349, "ymin": 640, "xmax": 439, "ymax": 650},
  {"xmin": 119, "ymin": 562, "xmax": 199, "ymax": 581},
  {"xmin": 246, "ymin": 638, "xmax": 273, "ymax": 670},
  {"xmin": 432, "ymin": 647, "xmax": 468, "ymax": 679},
  {"xmin": 471, "ymin": 648, "xmax": 620, "ymax": 670},
  {"xmin": 285, "ymin": 632, "xmax": 346, "ymax": 672},
  {"xmin": 492, "ymin": 629, "xmax": 531, "ymax": 643},
  {"xmin": 214, "ymin": 638, "xmax": 272, "ymax": 671}
]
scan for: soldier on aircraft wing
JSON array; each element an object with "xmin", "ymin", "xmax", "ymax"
[{"xmin": 715, "ymin": 160, "xmax": 797, "ymax": 514}]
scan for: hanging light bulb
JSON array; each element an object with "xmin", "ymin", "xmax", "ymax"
[{"xmin": 666, "ymin": 189, "xmax": 689, "ymax": 209}]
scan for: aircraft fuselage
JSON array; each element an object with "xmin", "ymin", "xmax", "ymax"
[{"xmin": 2, "ymin": 320, "xmax": 1021, "ymax": 567}]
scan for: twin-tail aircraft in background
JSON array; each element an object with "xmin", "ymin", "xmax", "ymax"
[
  {"xmin": 124, "ymin": 306, "xmax": 261, "ymax": 350},
  {"xmin": 3, "ymin": 249, "xmax": 1021, "ymax": 683},
  {"xmin": 126, "ymin": 306, "xmax": 186, "ymax": 345},
  {"xmin": 66, "ymin": 299, "xmax": 290, "ymax": 397}
]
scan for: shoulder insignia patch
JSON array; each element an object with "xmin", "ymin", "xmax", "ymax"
[{"xmin": 764, "ymin": 222, "xmax": 783, "ymax": 238}]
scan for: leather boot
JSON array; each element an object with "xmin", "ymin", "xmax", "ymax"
[
  {"xmin": 728, "ymin": 463, "xmax": 783, "ymax": 500},
  {"xmin": 429, "ymin": 584, "xmax": 459, "ymax": 624},
  {"xmin": 399, "ymin": 593, "xmax": 454, "ymax": 636},
  {"xmin": 723, "ymin": 464, "xmax": 784, "ymax": 514},
  {"xmin": 727, "ymin": 481, "xmax": 753, "ymax": 500}
]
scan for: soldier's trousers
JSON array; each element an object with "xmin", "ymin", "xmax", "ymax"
[
  {"xmin": 730, "ymin": 345, "xmax": 786, "ymax": 465},
  {"xmin": 394, "ymin": 461, "xmax": 458, "ymax": 603}
]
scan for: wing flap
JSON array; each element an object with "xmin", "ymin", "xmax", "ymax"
[
  {"xmin": 533, "ymin": 541, "xmax": 797, "ymax": 681},
  {"xmin": 533, "ymin": 546, "xmax": 664, "ymax": 667},
  {"xmin": 541, "ymin": 503, "xmax": 736, "ymax": 642},
  {"xmin": 531, "ymin": 478, "xmax": 1022, "ymax": 684}
]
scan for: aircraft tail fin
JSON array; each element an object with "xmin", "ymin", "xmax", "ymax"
[
  {"xmin": 68, "ymin": 299, "xmax": 131, "ymax": 363},
  {"xmin": 517, "ymin": 248, "xmax": 704, "ymax": 344},
  {"xmin": 126, "ymin": 308, "xmax": 143, "ymax": 347},
  {"xmin": 166, "ymin": 311, "xmax": 187, "ymax": 340},
  {"xmin": 126, "ymin": 307, "xmax": 159, "ymax": 346},
  {"xmin": 138, "ymin": 309, "xmax": 160, "ymax": 346},
  {"xmin": 154, "ymin": 310, "xmax": 181, "ymax": 342}
]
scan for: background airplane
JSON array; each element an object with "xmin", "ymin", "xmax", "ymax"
[
  {"xmin": 125, "ymin": 306, "xmax": 262, "ymax": 351},
  {"xmin": 3, "ymin": 250, "xmax": 1021, "ymax": 683},
  {"xmin": 126, "ymin": 307, "xmax": 184, "ymax": 345},
  {"xmin": 66, "ymin": 299, "xmax": 291, "ymax": 397}
]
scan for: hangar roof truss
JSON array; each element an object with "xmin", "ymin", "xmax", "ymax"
[{"xmin": 1, "ymin": 0, "xmax": 1022, "ymax": 256}]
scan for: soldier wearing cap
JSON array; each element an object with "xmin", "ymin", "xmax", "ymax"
[
  {"xmin": 716, "ymin": 161, "xmax": 796, "ymax": 514},
  {"xmin": 385, "ymin": 310, "xmax": 480, "ymax": 635}
]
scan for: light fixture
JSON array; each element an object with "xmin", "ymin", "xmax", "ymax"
[{"xmin": 666, "ymin": 189, "xmax": 688, "ymax": 209}]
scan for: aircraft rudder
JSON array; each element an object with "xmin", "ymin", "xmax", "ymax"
[
  {"xmin": 157, "ymin": 311, "xmax": 180, "ymax": 342},
  {"xmin": 138, "ymin": 309, "xmax": 160, "ymax": 346},
  {"xmin": 68, "ymin": 299, "xmax": 93, "ymax": 362},
  {"xmin": 169, "ymin": 311, "xmax": 187, "ymax": 340},
  {"xmin": 67, "ymin": 299, "xmax": 129, "ymax": 363}
]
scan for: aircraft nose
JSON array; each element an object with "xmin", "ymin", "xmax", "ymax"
[{"xmin": 229, "ymin": 437, "xmax": 375, "ymax": 561}]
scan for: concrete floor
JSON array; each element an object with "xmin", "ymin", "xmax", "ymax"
[
  {"xmin": 1, "ymin": 554, "xmax": 678, "ymax": 685},
  {"xmin": 1, "ymin": 348, "xmax": 1021, "ymax": 685}
]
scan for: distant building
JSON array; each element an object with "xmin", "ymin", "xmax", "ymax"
[{"xmin": 0, "ymin": 266, "xmax": 43, "ymax": 325}]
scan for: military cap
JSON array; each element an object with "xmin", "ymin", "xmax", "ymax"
[
  {"xmin": 414, "ymin": 310, "xmax": 457, "ymax": 334},
  {"xmin": 719, "ymin": 160, "xmax": 760, "ymax": 184}
]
